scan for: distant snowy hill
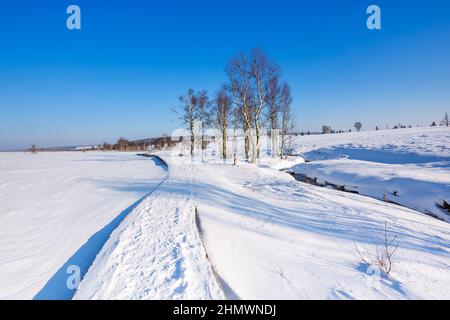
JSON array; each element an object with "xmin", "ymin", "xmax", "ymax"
[{"xmin": 291, "ymin": 127, "xmax": 450, "ymax": 221}]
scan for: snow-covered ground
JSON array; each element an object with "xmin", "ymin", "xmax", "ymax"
[
  {"xmin": 2, "ymin": 127, "xmax": 450, "ymax": 300},
  {"xmin": 293, "ymin": 127, "xmax": 450, "ymax": 159},
  {"xmin": 0, "ymin": 152, "xmax": 167, "ymax": 299},
  {"xmin": 291, "ymin": 127, "xmax": 450, "ymax": 222},
  {"xmin": 190, "ymin": 160, "xmax": 450, "ymax": 299},
  {"xmin": 76, "ymin": 140, "xmax": 450, "ymax": 299}
]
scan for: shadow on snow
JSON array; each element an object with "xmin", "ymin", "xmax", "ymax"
[{"xmin": 34, "ymin": 156, "xmax": 168, "ymax": 300}]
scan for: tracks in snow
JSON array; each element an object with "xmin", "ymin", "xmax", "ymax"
[{"xmin": 73, "ymin": 155, "xmax": 224, "ymax": 300}]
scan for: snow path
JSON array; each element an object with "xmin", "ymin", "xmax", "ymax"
[{"xmin": 74, "ymin": 159, "xmax": 224, "ymax": 300}]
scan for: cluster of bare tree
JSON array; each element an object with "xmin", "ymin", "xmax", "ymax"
[
  {"xmin": 226, "ymin": 49, "xmax": 295, "ymax": 162},
  {"xmin": 174, "ymin": 48, "xmax": 295, "ymax": 163}
]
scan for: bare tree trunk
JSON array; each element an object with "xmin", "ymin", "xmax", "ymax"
[
  {"xmin": 255, "ymin": 121, "xmax": 261, "ymax": 160},
  {"xmin": 222, "ymin": 128, "xmax": 227, "ymax": 160},
  {"xmin": 271, "ymin": 126, "xmax": 279, "ymax": 158},
  {"xmin": 244, "ymin": 122, "xmax": 250, "ymax": 160},
  {"xmin": 201, "ymin": 122, "xmax": 204, "ymax": 162},
  {"xmin": 269, "ymin": 115, "xmax": 280, "ymax": 158},
  {"xmin": 190, "ymin": 121, "xmax": 195, "ymax": 157},
  {"xmin": 233, "ymin": 122, "xmax": 238, "ymax": 165},
  {"xmin": 267, "ymin": 77, "xmax": 280, "ymax": 158}
]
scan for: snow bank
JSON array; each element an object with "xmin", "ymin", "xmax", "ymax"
[
  {"xmin": 292, "ymin": 159, "xmax": 450, "ymax": 222},
  {"xmin": 289, "ymin": 127, "xmax": 450, "ymax": 222}
]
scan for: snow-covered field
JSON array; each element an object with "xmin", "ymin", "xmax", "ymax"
[
  {"xmin": 0, "ymin": 152, "xmax": 167, "ymax": 299},
  {"xmin": 293, "ymin": 126, "xmax": 450, "ymax": 158},
  {"xmin": 291, "ymin": 127, "xmax": 450, "ymax": 222},
  {"xmin": 75, "ymin": 127, "xmax": 450, "ymax": 300},
  {"xmin": 1, "ymin": 127, "xmax": 450, "ymax": 300},
  {"xmin": 193, "ymin": 160, "xmax": 450, "ymax": 299}
]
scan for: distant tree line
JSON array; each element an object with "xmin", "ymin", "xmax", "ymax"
[
  {"xmin": 101, "ymin": 138, "xmax": 149, "ymax": 152},
  {"xmin": 319, "ymin": 111, "xmax": 449, "ymax": 134},
  {"xmin": 99, "ymin": 135, "xmax": 182, "ymax": 151},
  {"xmin": 101, "ymin": 136, "xmax": 178, "ymax": 152}
]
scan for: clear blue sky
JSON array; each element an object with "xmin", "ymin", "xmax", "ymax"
[{"xmin": 1, "ymin": 0, "xmax": 450, "ymax": 149}]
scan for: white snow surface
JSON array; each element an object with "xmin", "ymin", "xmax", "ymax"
[
  {"xmin": 293, "ymin": 126, "xmax": 450, "ymax": 158},
  {"xmin": 292, "ymin": 159, "xmax": 450, "ymax": 222},
  {"xmin": 2, "ymin": 127, "xmax": 450, "ymax": 300},
  {"xmin": 0, "ymin": 152, "xmax": 167, "ymax": 299},
  {"xmin": 190, "ymin": 160, "xmax": 450, "ymax": 299},
  {"xmin": 77, "ymin": 147, "xmax": 450, "ymax": 299},
  {"xmin": 291, "ymin": 127, "xmax": 450, "ymax": 222}
]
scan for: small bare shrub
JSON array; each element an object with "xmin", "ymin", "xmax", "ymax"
[
  {"xmin": 355, "ymin": 221, "xmax": 399, "ymax": 275},
  {"xmin": 374, "ymin": 222, "xmax": 399, "ymax": 274}
]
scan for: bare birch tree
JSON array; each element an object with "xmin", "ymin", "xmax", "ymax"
[
  {"xmin": 226, "ymin": 52, "xmax": 252, "ymax": 161},
  {"xmin": 173, "ymin": 89, "xmax": 206, "ymax": 157},
  {"xmin": 212, "ymin": 87, "xmax": 233, "ymax": 160},
  {"xmin": 232, "ymin": 108, "xmax": 240, "ymax": 165},
  {"xmin": 266, "ymin": 77, "xmax": 281, "ymax": 158},
  {"xmin": 249, "ymin": 48, "xmax": 279, "ymax": 162},
  {"xmin": 280, "ymin": 83, "xmax": 294, "ymax": 159},
  {"xmin": 196, "ymin": 90, "xmax": 209, "ymax": 161}
]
